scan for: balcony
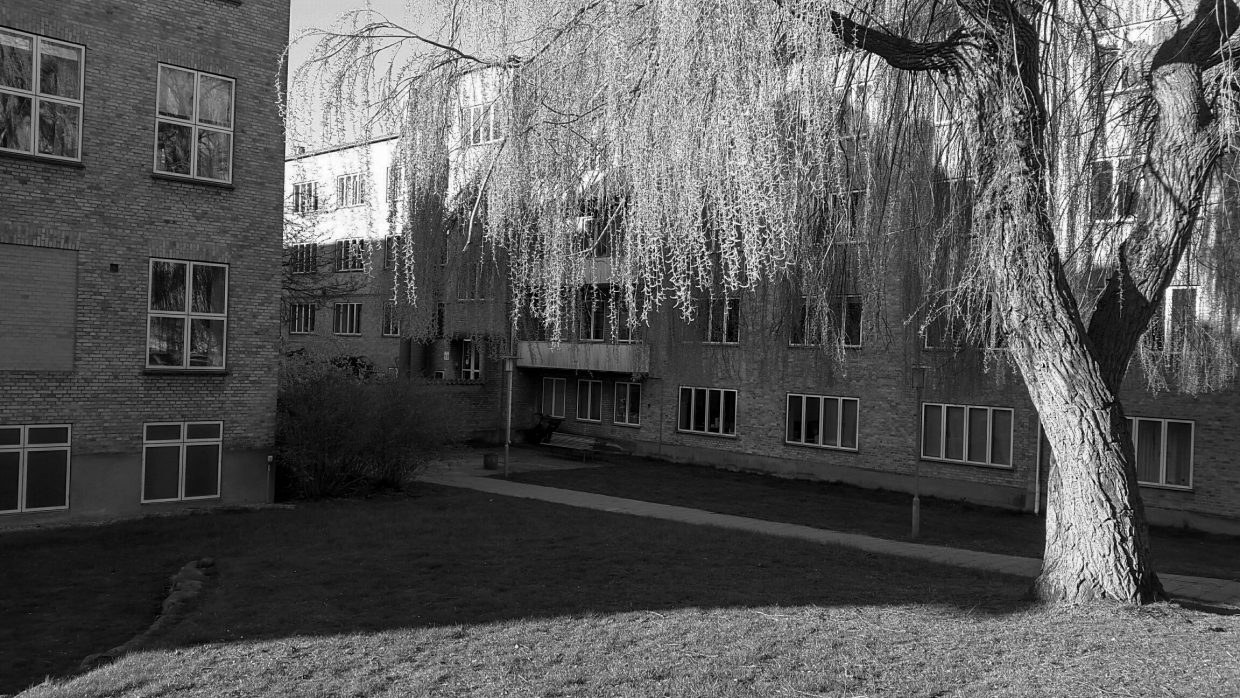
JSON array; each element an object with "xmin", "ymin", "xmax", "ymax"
[{"xmin": 516, "ymin": 340, "xmax": 649, "ymax": 374}]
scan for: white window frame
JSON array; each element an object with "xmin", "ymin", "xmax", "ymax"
[
  {"xmin": 1128, "ymin": 416, "xmax": 1194, "ymax": 489},
  {"xmin": 292, "ymin": 181, "xmax": 320, "ymax": 213},
  {"xmin": 461, "ymin": 338, "xmax": 482, "ymax": 380},
  {"xmin": 677, "ymin": 386, "xmax": 738, "ymax": 437},
  {"xmin": 146, "ymin": 259, "xmax": 229, "ymax": 370},
  {"xmin": 382, "ymin": 301, "xmax": 400, "ymax": 337},
  {"xmin": 334, "ymin": 238, "xmax": 366, "ymax": 272},
  {"xmin": 460, "ymin": 101, "xmax": 501, "ymax": 146},
  {"xmin": 289, "ymin": 242, "xmax": 317, "ymax": 274},
  {"xmin": 336, "ymin": 172, "xmax": 364, "ymax": 207},
  {"xmin": 0, "ymin": 28, "xmax": 84, "ymax": 162},
  {"xmin": 576, "ymin": 380, "xmax": 603, "ymax": 422},
  {"xmin": 785, "ymin": 394, "xmax": 859, "ymax": 451},
  {"xmin": 920, "ymin": 403, "xmax": 1014, "ymax": 468},
  {"xmin": 153, "ymin": 64, "xmax": 235, "ymax": 183},
  {"xmin": 542, "ymin": 377, "xmax": 566, "ymax": 418},
  {"xmin": 0, "ymin": 424, "xmax": 71, "ymax": 513},
  {"xmin": 332, "ymin": 303, "xmax": 362, "ymax": 336},
  {"xmin": 141, "ymin": 421, "xmax": 222, "ymax": 503},
  {"xmin": 703, "ymin": 297, "xmax": 740, "ymax": 345},
  {"xmin": 384, "ymin": 235, "xmax": 403, "ymax": 271},
  {"xmin": 289, "ymin": 303, "xmax": 315, "ymax": 334},
  {"xmin": 614, "ymin": 382, "xmax": 641, "ymax": 427}
]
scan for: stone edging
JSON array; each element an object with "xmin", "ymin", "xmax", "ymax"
[{"xmin": 80, "ymin": 558, "xmax": 218, "ymax": 670}]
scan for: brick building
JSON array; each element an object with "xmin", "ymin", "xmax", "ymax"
[{"xmin": 0, "ymin": 0, "xmax": 289, "ymax": 526}]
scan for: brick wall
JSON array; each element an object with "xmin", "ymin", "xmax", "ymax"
[{"xmin": 0, "ymin": 0, "xmax": 288, "ymax": 522}]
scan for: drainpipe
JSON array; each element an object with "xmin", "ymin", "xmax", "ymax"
[{"xmin": 503, "ymin": 356, "xmax": 514, "ymax": 477}]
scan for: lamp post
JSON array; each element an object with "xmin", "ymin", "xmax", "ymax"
[
  {"xmin": 503, "ymin": 356, "xmax": 515, "ymax": 478},
  {"xmin": 910, "ymin": 364, "xmax": 927, "ymax": 538}
]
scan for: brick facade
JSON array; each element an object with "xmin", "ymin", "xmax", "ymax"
[{"xmin": 0, "ymin": 0, "xmax": 288, "ymax": 525}]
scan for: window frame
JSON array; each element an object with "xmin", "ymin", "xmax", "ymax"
[
  {"xmin": 0, "ymin": 424, "xmax": 71, "ymax": 514},
  {"xmin": 920, "ymin": 402, "xmax": 1014, "ymax": 468},
  {"xmin": 460, "ymin": 338, "xmax": 482, "ymax": 381},
  {"xmin": 460, "ymin": 101, "xmax": 502, "ymax": 147},
  {"xmin": 291, "ymin": 181, "xmax": 320, "ymax": 213},
  {"xmin": 576, "ymin": 379, "xmax": 603, "ymax": 423},
  {"xmin": 334, "ymin": 238, "xmax": 367, "ymax": 272},
  {"xmin": 332, "ymin": 302, "xmax": 362, "ymax": 336},
  {"xmin": 542, "ymin": 377, "xmax": 567, "ymax": 419},
  {"xmin": 1128, "ymin": 416, "xmax": 1194, "ymax": 489},
  {"xmin": 614, "ymin": 382, "xmax": 641, "ymax": 427},
  {"xmin": 153, "ymin": 63, "xmax": 235, "ymax": 183},
  {"xmin": 146, "ymin": 258, "xmax": 229, "ymax": 371},
  {"xmin": 0, "ymin": 28, "xmax": 85, "ymax": 162},
  {"xmin": 336, "ymin": 172, "xmax": 364, "ymax": 208},
  {"xmin": 677, "ymin": 386, "xmax": 738, "ymax": 437},
  {"xmin": 141, "ymin": 421, "xmax": 222, "ymax": 503},
  {"xmin": 289, "ymin": 303, "xmax": 316, "ymax": 334},
  {"xmin": 381, "ymin": 301, "xmax": 400, "ymax": 337},
  {"xmin": 289, "ymin": 242, "xmax": 317, "ymax": 274},
  {"xmin": 383, "ymin": 235, "xmax": 403, "ymax": 271},
  {"xmin": 702, "ymin": 297, "xmax": 740, "ymax": 345},
  {"xmin": 785, "ymin": 394, "xmax": 859, "ymax": 451}
]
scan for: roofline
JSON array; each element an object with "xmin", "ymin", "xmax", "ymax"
[{"xmin": 286, "ymin": 134, "xmax": 400, "ymax": 162}]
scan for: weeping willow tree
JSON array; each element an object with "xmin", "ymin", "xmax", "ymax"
[{"xmin": 289, "ymin": 0, "xmax": 1240, "ymax": 604}]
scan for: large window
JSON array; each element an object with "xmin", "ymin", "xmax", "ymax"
[
  {"xmin": 461, "ymin": 101, "xmax": 502, "ymax": 146},
  {"xmin": 701, "ymin": 297, "xmax": 740, "ymax": 344},
  {"xmin": 921, "ymin": 403, "xmax": 1013, "ymax": 467},
  {"xmin": 335, "ymin": 238, "xmax": 366, "ymax": 272},
  {"xmin": 292, "ymin": 182, "xmax": 320, "ymax": 213},
  {"xmin": 384, "ymin": 235, "xmax": 403, "ymax": 270},
  {"xmin": 1129, "ymin": 417, "xmax": 1193, "ymax": 488},
  {"xmin": 333, "ymin": 303, "xmax": 362, "ymax": 335},
  {"xmin": 786, "ymin": 394, "xmax": 859, "ymax": 451},
  {"xmin": 0, "ymin": 424, "xmax": 70, "ymax": 513},
  {"xmin": 0, "ymin": 28, "xmax": 83, "ymax": 161},
  {"xmin": 289, "ymin": 243, "xmax": 317, "ymax": 274},
  {"xmin": 614, "ymin": 382, "xmax": 641, "ymax": 427},
  {"xmin": 336, "ymin": 172, "xmax": 364, "ymax": 207},
  {"xmin": 154, "ymin": 64, "xmax": 234, "ymax": 183},
  {"xmin": 142, "ymin": 421, "xmax": 221, "ymax": 502},
  {"xmin": 147, "ymin": 259, "xmax": 228, "ymax": 369},
  {"xmin": 678, "ymin": 387, "xmax": 737, "ymax": 437},
  {"xmin": 791, "ymin": 295, "xmax": 862, "ymax": 348},
  {"xmin": 461, "ymin": 338, "xmax": 482, "ymax": 380},
  {"xmin": 289, "ymin": 303, "xmax": 315, "ymax": 334},
  {"xmin": 542, "ymin": 377, "xmax": 566, "ymax": 418},
  {"xmin": 576, "ymin": 380, "xmax": 602, "ymax": 422},
  {"xmin": 1091, "ymin": 47, "xmax": 1143, "ymax": 222},
  {"xmin": 382, "ymin": 301, "xmax": 400, "ymax": 337}
]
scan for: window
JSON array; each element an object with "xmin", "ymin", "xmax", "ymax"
[
  {"xmin": 461, "ymin": 338, "xmax": 482, "ymax": 380},
  {"xmin": 0, "ymin": 424, "xmax": 70, "ymax": 513},
  {"xmin": 385, "ymin": 164, "xmax": 401, "ymax": 202},
  {"xmin": 576, "ymin": 380, "xmax": 603, "ymax": 422},
  {"xmin": 333, "ymin": 303, "xmax": 361, "ymax": 335},
  {"xmin": 147, "ymin": 259, "xmax": 228, "ymax": 369},
  {"xmin": 289, "ymin": 243, "xmax": 317, "ymax": 274},
  {"xmin": 382, "ymin": 301, "xmax": 400, "ymax": 337},
  {"xmin": 336, "ymin": 172, "xmax": 364, "ymax": 207},
  {"xmin": 614, "ymin": 382, "xmax": 641, "ymax": 427},
  {"xmin": 292, "ymin": 182, "xmax": 320, "ymax": 213},
  {"xmin": 461, "ymin": 101, "xmax": 502, "ymax": 146},
  {"xmin": 384, "ymin": 235, "xmax": 403, "ymax": 271},
  {"xmin": 1092, "ymin": 47, "xmax": 1143, "ymax": 222},
  {"xmin": 678, "ymin": 387, "xmax": 737, "ymax": 437},
  {"xmin": 289, "ymin": 303, "xmax": 316, "ymax": 334},
  {"xmin": 142, "ymin": 421, "xmax": 221, "ymax": 502},
  {"xmin": 0, "ymin": 28, "xmax": 83, "ymax": 161},
  {"xmin": 576, "ymin": 215, "xmax": 612, "ymax": 257},
  {"xmin": 786, "ymin": 394, "xmax": 859, "ymax": 450},
  {"xmin": 1146, "ymin": 285, "xmax": 1198, "ymax": 351},
  {"xmin": 701, "ymin": 297, "xmax": 740, "ymax": 344},
  {"xmin": 154, "ymin": 64, "xmax": 234, "ymax": 182},
  {"xmin": 542, "ymin": 377, "xmax": 566, "ymax": 418},
  {"xmin": 457, "ymin": 262, "xmax": 489, "ymax": 300},
  {"xmin": 334, "ymin": 238, "xmax": 366, "ymax": 272},
  {"xmin": 1129, "ymin": 417, "xmax": 1193, "ymax": 488},
  {"xmin": 921, "ymin": 403, "xmax": 1013, "ymax": 467}
]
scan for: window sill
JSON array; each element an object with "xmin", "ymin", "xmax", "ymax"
[
  {"xmin": 701, "ymin": 342, "xmax": 740, "ymax": 347},
  {"xmin": 788, "ymin": 343, "xmax": 862, "ymax": 350},
  {"xmin": 785, "ymin": 440, "xmax": 859, "ymax": 453},
  {"xmin": 1138, "ymin": 482, "xmax": 1193, "ymax": 492},
  {"xmin": 151, "ymin": 172, "xmax": 235, "ymax": 190},
  {"xmin": 0, "ymin": 150, "xmax": 85, "ymax": 168},
  {"xmin": 575, "ymin": 418, "xmax": 602, "ymax": 424},
  {"xmin": 919, "ymin": 456, "xmax": 1013, "ymax": 470},
  {"xmin": 613, "ymin": 422, "xmax": 641, "ymax": 429},
  {"xmin": 677, "ymin": 429, "xmax": 738, "ymax": 439},
  {"xmin": 144, "ymin": 368, "xmax": 229, "ymax": 376}
]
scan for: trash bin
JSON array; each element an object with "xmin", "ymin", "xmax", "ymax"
[{"xmin": 483, "ymin": 453, "xmax": 499, "ymax": 470}]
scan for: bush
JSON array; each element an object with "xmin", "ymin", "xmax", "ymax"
[{"xmin": 275, "ymin": 355, "xmax": 464, "ymax": 500}]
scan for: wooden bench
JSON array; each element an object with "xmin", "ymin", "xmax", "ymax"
[{"xmin": 543, "ymin": 432, "xmax": 599, "ymax": 461}]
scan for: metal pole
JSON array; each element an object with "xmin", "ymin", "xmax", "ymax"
[
  {"xmin": 910, "ymin": 365, "xmax": 926, "ymax": 539},
  {"xmin": 503, "ymin": 357, "xmax": 514, "ymax": 478}
]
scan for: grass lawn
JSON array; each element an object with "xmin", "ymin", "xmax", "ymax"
[
  {"xmin": 3, "ymin": 485, "xmax": 1238, "ymax": 697},
  {"xmin": 505, "ymin": 458, "xmax": 1240, "ymax": 581}
]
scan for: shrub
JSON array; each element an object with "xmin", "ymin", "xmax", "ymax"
[{"xmin": 275, "ymin": 355, "xmax": 464, "ymax": 500}]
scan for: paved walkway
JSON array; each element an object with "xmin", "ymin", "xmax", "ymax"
[{"xmin": 421, "ymin": 448, "xmax": 1240, "ymax": 607}]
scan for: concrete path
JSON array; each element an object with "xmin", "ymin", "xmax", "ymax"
[{"xmin": 421, "ymin": 450, "xmax": 1240, "ymax": 607}]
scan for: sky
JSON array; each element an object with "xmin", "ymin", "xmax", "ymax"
[{"xmin": 287, "ymin": 0, "xmax": 432, "ymax": 72}]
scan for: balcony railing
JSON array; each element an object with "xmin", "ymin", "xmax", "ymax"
[{"xmin": 516, "ymin": 340, "xmax": 649, "ymax": 374}]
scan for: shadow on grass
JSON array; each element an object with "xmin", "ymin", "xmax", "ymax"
[{"xmin": 3, "ymin": 485, "xmax": 1038, "ymax": 693}]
